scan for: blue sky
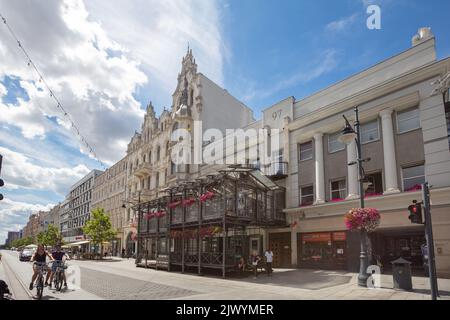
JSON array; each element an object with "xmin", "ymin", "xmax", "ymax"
[{"xmin": 1, "ymin": 0, "xmax": 449, "ymax": 243}]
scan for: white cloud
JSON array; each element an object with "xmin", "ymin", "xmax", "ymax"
[
  {"xmin": 84, "ymin": 0, "xmax": 224, "ymax": 100},
  {"xmin": 0, "ymin": 81, "xmax": 6, "ymax": 97},
  {"xmin": 0, "ymin": 146, "xmax": 90, "ymax": 195},
  {"xmin": 0, "ymin": 0, "xmax": 148, "ymax": 165},
  {"xmin": 0, "ymin": 0, "xmax": 224, "ymax": 167},
  {"xmin": 0, "ymin": 198, "xmax": 54, "ymax": 244},
  {"xmin": 326, "ymin": 13, "xmax": 359, "ymax": 33}
]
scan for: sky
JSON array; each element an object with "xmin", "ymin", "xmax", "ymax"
[{"xmin": 1, "ymin": 0, "xmax": 450, "ymax": 243}]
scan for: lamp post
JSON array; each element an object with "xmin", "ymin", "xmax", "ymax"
[{"xmin": 339, "ymin": 106, "xmax": 370, "ymax": 287}]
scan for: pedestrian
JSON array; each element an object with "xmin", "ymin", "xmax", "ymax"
[
  {"xmin": 122, "ymin": 248, "xmax": 126, "ymax": 258},
  {"xmin": 264, "ymin": 249, "xmax": 274, "ymax": 276},
  {"xmin": 251, "ymin": 253, "xmax": 261, "ymax": 279}
]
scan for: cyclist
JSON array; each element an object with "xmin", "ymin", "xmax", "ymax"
[
  {"xmin": 29, "ymin": 244, "xmax": 54, "ymax": 290},
  {"xmin": 49, "ymin": 244, "xmax": 69, "ymax": 288}
]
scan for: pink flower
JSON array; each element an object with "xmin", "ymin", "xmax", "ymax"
[{"xmin": 344, "ymin": 208, "xmax": 380, "ymax": 233}]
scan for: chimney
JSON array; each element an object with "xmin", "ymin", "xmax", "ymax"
[{"xmin": 412, "ymin": 27, "xmax": 434, "ymax": 46}]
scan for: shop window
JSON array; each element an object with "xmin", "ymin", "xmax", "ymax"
[
  {"xmin": 365, "ymin": 172, "xmax": 383, "ymax": 196},
  {"xmin": 330, "ymin": 179, "xmax": 346, "ymax": 200},
  {"xmin": 402, "ymin": 165, "xmax": 425, "ymax": 192},
  {"xmin": 298, "ymin": 141, "xmax": 313, "ymax": 161},
  {"xmin": 300, "ymin": 185, "xmax": 314, "ymax": 206},
  {"xmin": 328, "ymin": 131, "xmax": 345, "ymax": 153},
  {"xmin": 360, "ymin": 119, "xmax": 380, "ymax": 144},
  {"xmin": 397, "ymin": 107, "xmax": 420, "ymax": 133}
]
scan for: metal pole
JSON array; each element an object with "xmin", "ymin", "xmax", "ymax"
[
  {"xmin": 136, "ymin": 191, "xmax": 141, "ymax": 264},
  {"xmin": 355, "ymin": 106, "xmax": 369, "ymax": 287},
  {"xmin": 422, "ymin": 182, "xmax": 439, "ymax": 300}
]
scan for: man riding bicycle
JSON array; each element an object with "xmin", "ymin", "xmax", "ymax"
[
  {"xmin": 29, "ymin": 244, "xmax": 54, "ymax": 290},
  {"xmin": 49, "ymin": 244, "xmax": 70, "ymax": 289}
]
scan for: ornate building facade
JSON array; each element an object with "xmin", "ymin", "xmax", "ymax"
[{"xmin": 122, "ymin": 49, "xmax": 255, "ymax": 256}]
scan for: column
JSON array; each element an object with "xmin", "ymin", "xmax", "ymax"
[
  {"xmin": 313, "ymin": 133, "xmax": 325, "ymax": 204},
  {"xmin": 291, "ymin": 227, "xmax": 298, "ymax": 267},
  {"xmin": 380, "ymin": 109, "xmax": 400, "ymax": 194},
  {"xmin": 346, "ymin": 140, "xmax": 359, "ymax": 199}
]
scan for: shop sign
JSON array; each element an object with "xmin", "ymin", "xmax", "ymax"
[
  {"xmin": 332, "ymin": 232, "xmax": 347, "ymax": 241},
  {"xmin": 302, "ymin": 233, "xmax": 331, "ymax": 243}
]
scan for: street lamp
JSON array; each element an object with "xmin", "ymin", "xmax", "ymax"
[{"xmin": 338, "ymin": 106, "xmax": 370, "ymax": 287}]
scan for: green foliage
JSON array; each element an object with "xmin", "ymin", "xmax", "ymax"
[
  {"xmin": 11, "ymin": 236, "xmax": 34, "ymax": 248},
  {"xmin": 83, "ymin": 208, "xmax": 117, "ymax": 247},
  {"xmin": 35, "ymin": 225, "xmax": 63, "ymax": 247}
]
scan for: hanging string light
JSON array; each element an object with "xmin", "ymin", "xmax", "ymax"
[{"xmin": 0, "ymin": 11, "xmax": 107, "ymax": 170}]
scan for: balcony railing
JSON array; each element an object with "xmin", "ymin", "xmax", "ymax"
[{"xmin": 264, "ymin": 161, "xmax": 288, "ymax": 179}]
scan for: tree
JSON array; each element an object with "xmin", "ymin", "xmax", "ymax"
[
  {"xmin": 45, "ymin": 224, "xmax": 64, "ymax": 246},
  {"xmin": 11, "ymin": 236, "xmax": 34, "ymax": 249},
  {"xmin": 82, "ymin": 208, "xmax": 117, "ymax": 259},
  {"xmin": 35, "ymin": 225, "xmax": 63, "ymax": 247}
]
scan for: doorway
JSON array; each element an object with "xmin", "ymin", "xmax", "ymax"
[{"xmin": 268, "ymin": 232, "xmax": 291, "ymax": 268}]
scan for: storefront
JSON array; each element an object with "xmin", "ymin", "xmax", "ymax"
[
  {"xmin": 298, "ymin": 231, "xmax": 347, "ymax": 270},
  {"xmin": 370, "ymin": 226, "xmax": 426, "ymax": 274}
]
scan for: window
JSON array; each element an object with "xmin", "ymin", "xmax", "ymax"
[
  {"xmin": 328, "ymin": 132, "xmax": 345, "ymax": 153},
  {"xmin": 330, "ymin": 179, "xmax": 346, "ymax": 200},
  {"xmin": 402, "ymin": 165, "xmax": 425, "ymax": 192},
  {"xmin": 365, "ymin": 172, "xmax": 383, "ymax": 195},
  {"xmin": 397, "ymin": 107, "xmax": 420, "ymax": 133},
  {"xmin": 299, "ymin": 141, "xmax": 313, "ymax": 161},
  {"xmin": 300, "ymin": 185, "xmax": 314, "ymax": 206},
  {"xmin": 360, "ymin": 120, "xmax": 380, "ymax": 144}
]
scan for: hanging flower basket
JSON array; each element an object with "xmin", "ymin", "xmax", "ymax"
[
  {"xmin": 200, "ymin": 191, "xmax": 215, "ymax": 203},
  {"xmin": 344, "ymin": 208, "xmax": 380, "ymax": 233},
  {"xmin": 155, "ymin": 210, "xmax": 166, "ymax": 218},
  {"xmin": 168, "ymin": 200, "xmax": 182, "ymax": 209},
  {"xmin": 182, "ymin": 198, "xmax": 196, "ymax": 207}
]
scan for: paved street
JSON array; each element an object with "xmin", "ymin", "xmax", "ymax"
[{"xmin": 1, "ymin": 250, "xmax": 449, "ymax": 300}]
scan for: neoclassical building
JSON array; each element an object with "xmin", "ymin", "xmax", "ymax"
[{"xmin": 274, "ymin": 28, "xmax": 450, "ymax": 277}]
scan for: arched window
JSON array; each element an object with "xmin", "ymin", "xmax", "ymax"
[
  {"xmin": 166, "ymin": 141, "xmax": 170, "ymax": 157},
  {"xmin": 172, "ymin": 122, "xmax": 179, "ymax": 132},
  {"xmin": 148, "ymin": 151, "xmax": 152, "ymax": 163},
  {"xmin": 156, "ymin": 146, "xmax": 161, "ymax": 161}
]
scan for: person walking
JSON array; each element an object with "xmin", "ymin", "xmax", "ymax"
[{"xmin": 264, "ymin": 249, "xmax": 274, "ymax": 276}]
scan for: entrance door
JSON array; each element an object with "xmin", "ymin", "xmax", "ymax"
[{"xmin": 268, "ymin": 233, "xmax": 291, "ymax": 268}]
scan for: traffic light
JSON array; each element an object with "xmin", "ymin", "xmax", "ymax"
[{"xmin": 408, "ymin": 201, "xmax": 423, "ymax": 224}]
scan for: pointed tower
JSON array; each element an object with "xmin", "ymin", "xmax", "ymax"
[{"xmin": 172, "ymin": 46, "xmax": 198, "ymax": 113}]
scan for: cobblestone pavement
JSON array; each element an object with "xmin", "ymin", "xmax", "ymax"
[
  {"xmin": 2, "ymin": 250, "xmax": 450, "ymax": 300},
  {"xmin": 80, "ymin": 266, "xmax": 198, "ymax": 300}
]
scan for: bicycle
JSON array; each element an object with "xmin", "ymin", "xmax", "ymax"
[
  {"xmin": 33, "ymin": 262, "xmax": 51, "ymax": 300},
  {"xmin": 52, "ymin": 261, "xmax": 67, "ymax": 292}
]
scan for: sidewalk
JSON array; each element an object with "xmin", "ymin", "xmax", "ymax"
[{"xmin": 71, "ymin": 258, "xmax": 450, "ymax": 300}]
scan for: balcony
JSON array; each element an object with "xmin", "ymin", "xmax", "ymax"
[
  {"xmin": 133, "ymin": 163, "xmax": 152, "ymax": 178},
  {"xmin": 264, "ymin": 162, "xmax": 288, "ymax": 180}
]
